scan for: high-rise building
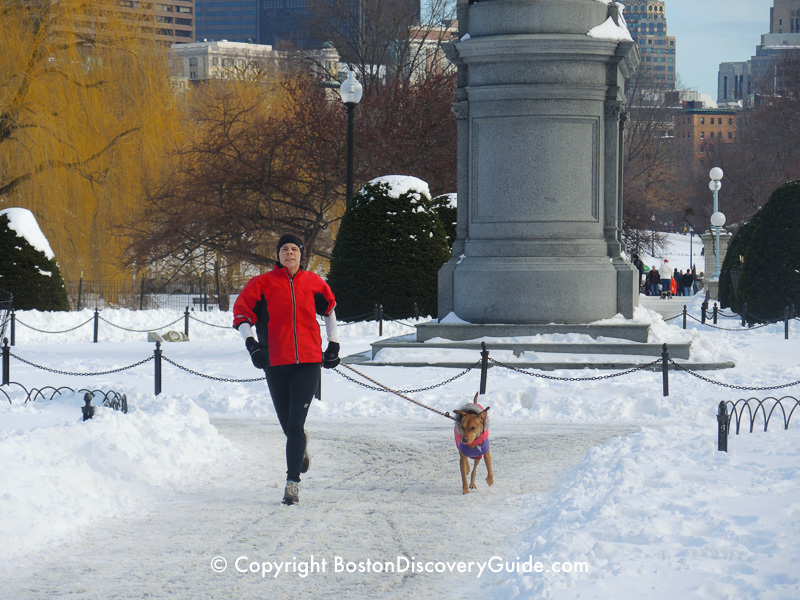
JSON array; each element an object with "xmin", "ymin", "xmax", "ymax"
[
  {"xmin": 718, "ymin": 62, "xmax": 751, "ymax": 105},
  {"xmin": 770, "ymin": 0, "xmax": 800, "ymax": 33},
  {"xmin": 194, "ymin": 0, "xmax": 259, "ymax": 43},
  {"xmin": 194, "ymin": 1, "xmax": 421, "ymax": 50},
  {"xmin": 717, "ymin": 0, "xmax": 800, "ymax": 102},
  {"xmin": 620, "ymin": 1, "xmax": 677, "ymax": 85},
  {"xmin": 117, "ymin": 0, "xmax": 195, "ymax": 44}
]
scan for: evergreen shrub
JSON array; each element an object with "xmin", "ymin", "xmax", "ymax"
[
  {"xmin": 432, "ymin": 193, "xmax": 457, "ymax": 248},
  {"xmin": 721, "ymin": 180, "xmax": 800, "ymax": 322},
  {"xmin": 327, "ymin": 177, "xmax": 451, "ymax": 320},
  {"xmin": 0, "ymin": 214, "xmax": 70, "ymax": 311}
]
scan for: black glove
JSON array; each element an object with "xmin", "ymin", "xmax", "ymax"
[
  {"xmin": 245, "ymin": 337, "xmax": 269, "ymax": 369},
  {"xmin": 322, "ymin": 342, "xmax": 340, "ymax": 369}
]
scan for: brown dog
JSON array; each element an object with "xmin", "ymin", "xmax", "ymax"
[{"xmin": 454, "ymin": 393, "xmax": 494, "ymax": 494}]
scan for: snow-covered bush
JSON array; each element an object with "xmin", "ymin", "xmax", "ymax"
[
  {"xmin": 0, "ymin": 210, "xmax": 70, "ymax": 311},
  {"xmin": 327, "ymin": 176, "xmax": 450, "ymax": 320}
]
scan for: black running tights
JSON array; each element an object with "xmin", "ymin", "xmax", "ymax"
[{"xmin": 264, "ymin": 362, "xmax": 320, "ymax": 483}]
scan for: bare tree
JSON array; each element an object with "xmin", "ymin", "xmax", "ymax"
[
  {"xmin": 621, "ymin": 68, "xmax": 680, "ymax": 256},
  {"xmin": 126, "ymin": 74, "xmax": 347, "ymax": 274},
  {"xmin": 307, "ymin": 0, "xmax": 456, "ymax": 88},
  {"xmin": 355, "ymin": 71, "xmax": 456, "ymax": 197}
]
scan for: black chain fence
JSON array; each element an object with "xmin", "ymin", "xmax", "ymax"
[{"xmin": 333, "ymin": 361, "xmax": 480, "ymax": 394}]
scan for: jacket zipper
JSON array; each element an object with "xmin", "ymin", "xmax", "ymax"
[{"xmin": 286, "ymin": 270, "xmax": 300, "ymax": 363}]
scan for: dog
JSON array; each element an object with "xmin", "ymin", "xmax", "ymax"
[{"xmin": 454, "ymin": 393, "xmax": 494, "ymax": 495}]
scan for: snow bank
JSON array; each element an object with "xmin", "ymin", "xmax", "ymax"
[
  {"xmin": 485, "ymin": 425, "xmax": 800, "ymax": 599},
  {"xmin": 0, "ymin": 392, "xmax": 232, "ymax": 560}
]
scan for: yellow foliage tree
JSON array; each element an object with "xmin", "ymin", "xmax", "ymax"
[{"xmin": 0, "ymin": 0, "xmax": 183, "ymax": 282}]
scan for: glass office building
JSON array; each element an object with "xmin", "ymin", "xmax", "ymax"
[{"xmin": 195, "ymin": 0, "xmax": 260, "ymax": 43}]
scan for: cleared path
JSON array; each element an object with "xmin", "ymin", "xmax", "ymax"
[{"xmin": 3, "ymin": 418, "xmax": 635, "ymax": 599}]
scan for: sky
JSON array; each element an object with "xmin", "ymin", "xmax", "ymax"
[{"xmin": 660, "ymin": 0, "xmax": 775, "ymax": 98}]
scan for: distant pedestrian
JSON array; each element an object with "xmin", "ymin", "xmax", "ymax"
[
  {"xmin": 661, "ymin": 259, "xmax": 672, "ymax": 295},
  {"xmin": 632, "ymin": 253, "xmax": 645, "ymax": 292},
  {"xmin": 681, "ymin": 269, "xmax": 694, "ymax": 297},
  {"xmin": 650, "ymin": 266, "xmax": 661, "ymax": 296}
]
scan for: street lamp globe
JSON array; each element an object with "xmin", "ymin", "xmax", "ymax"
[
  {"xmin": 708, "ymin": 166, "xmax": 725, "ymax": 281},
  {"xmin": 340, "ymin": 71, "xmax": 363, "ymax": 206},
  {"xmin": 339, "ymin": 71, "xmax": 363, "ymax": 106}
]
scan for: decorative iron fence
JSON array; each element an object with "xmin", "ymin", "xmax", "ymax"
[{"xmin": 717, "ymin": 396, "xmax": 800, "ymax": 452}]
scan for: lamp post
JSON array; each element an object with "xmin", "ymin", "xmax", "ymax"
[
  {"xmin": 339, "ymin": 71, "xmax": 363, "ymax": 206},
  {"xmin": 709, "ymin": 167, "xmax": 726, "ymax": 280}
]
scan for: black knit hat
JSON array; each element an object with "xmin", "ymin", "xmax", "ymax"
[{"xmin": 276, "ymin": 234, "xmax": 304, "ymax": 260}]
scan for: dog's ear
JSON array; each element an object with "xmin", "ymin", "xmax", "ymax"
[
  {"xmin": 479, "ymin": 407, "xmax": 490, "ymax": 422},
  {"xmin": 454, "ymin": 410, "xmax": 466, "ymax": 418},
  {"xmin": 473, "ymin": 392, "xmax": 480, "ymax": 403}
]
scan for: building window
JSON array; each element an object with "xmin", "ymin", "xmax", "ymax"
[
  {"xmin": 728, "ymin": 132, "xmax": 733, "ymax": 139},
  {"xmin": 700, "ymin": 117, "xmax": 705, "ymax": 124},
  {"xmin": 700, "ymin": 132, "xmax": 705, "ymax": 139},
  {"xmin": 728, "ymin": 118, "xmax": 733, "ymax": 125}
]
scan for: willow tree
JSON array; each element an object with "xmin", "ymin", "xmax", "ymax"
[{"xmin": 0, "ymin": 0, "xmax": 182, "ymax": 282}]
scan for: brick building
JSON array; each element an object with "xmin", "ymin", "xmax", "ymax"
[{"xmin": 674, "ymin": 103, "xmax": 737, "ymax": 169}]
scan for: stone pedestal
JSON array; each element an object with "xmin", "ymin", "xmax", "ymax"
[
  {"xmin": 700, "ymin": 228, "xmax": 732, "ymax": 300},
  {"xmin": 439, "ymin": 0, "xmax": 640, "ymax": 324}
]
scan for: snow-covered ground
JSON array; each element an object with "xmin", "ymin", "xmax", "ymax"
[{"xmin": 1, "ymin": 236, "xmax": 799, "ymax": 599}]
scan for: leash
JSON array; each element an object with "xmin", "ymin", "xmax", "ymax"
[{"xmin": 338, "ymin": 363, "xmax": 457, "ymax": 421}]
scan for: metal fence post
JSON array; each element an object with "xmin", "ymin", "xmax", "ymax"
[
  {"xmin": 785, "ymin": 306, "xmax": 790, "ymax": 340},
  {"xmin": 93, "ymin": 308, "xmax": 99, "ymax": 343},
  {"xmin": 184, "ymin": 306, "xmax": 190, "ymax": 337},
  {"xmin": 713, "ymin": 303, "xmax": 718, "ymax": 325},
  {"xmin": 378, "ymin": 304, "xmax": 384, "ymax": 336},
  {"xmin": 701, "ymin": 299, "xmax": 707, "ymax": 325},
  {"xmin": 414, "ymin": 302, "xmax": 419, "ymax": 321},
  {"xmin": 77, "ymin": 276, "xmax": 83, "ymax": 311},
  {"xmin": 2, "ymin": 338, "xmax": 9, "ymax": 385},
  {"xmin": 742, "ymin": 302, "xmax": 747, "ymax": 328},
  {"xmin": 717, "ymin": 401, "xmax": 729, "ymax": 452},
  {"xmin": 479, "ymin": 342, "xmax": 489, "ymax": 395},
  {"xmin": 154, "ymin": 341, "xmax": 163, "ymax": 396},
  {"xmin": 661, "ymin": 343, "xmax": 669, "ymax": 397},
  {"xmin": 10, "ymin": 310, "xmax": 15, "ymax": 346},
  {"xmin": 683, "ymin": 305, "xmax": 687, "ymax": 329}
]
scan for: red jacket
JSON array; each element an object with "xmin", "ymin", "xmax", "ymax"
[{"xmin": 233, "ymin": 265, "xmax": 336, "ymax": 367}]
